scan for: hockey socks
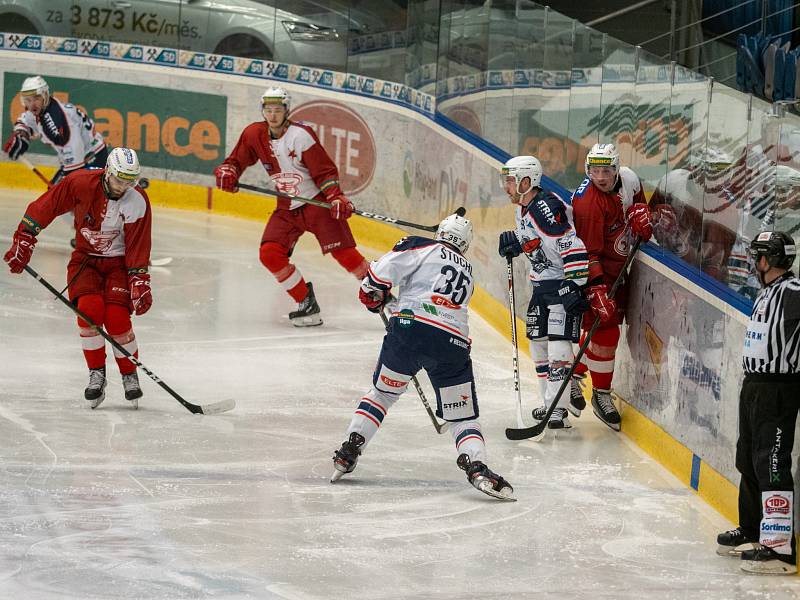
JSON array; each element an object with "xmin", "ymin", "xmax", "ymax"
[
  {"xmin": 344, "ymin": 388, "xmax": 400, "ymax": 449},
  {"xmin": 450, "ymin": 420, "xmax": 487, "ymax": 464},
  {"xmin": 331, "ymin": 247, "xmax": 368, "ymax": 280},
  {"xmin": 259, "ymin": 242, "xmax": 308, "ymax": 303},
  {"xmin": 77, "ymin": 296, "xmax": 139, "ymax": 374}
]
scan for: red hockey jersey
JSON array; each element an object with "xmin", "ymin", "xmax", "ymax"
[
  {"xmin": 19, "ymin": 169, "xmax": 151, "ymax": 270},
  {"xmin": 222, "ymin": 120, "xmax": 342, "ymax": 210},
  {"xmin": 571, "ymin": 166, "xmax": 647, "ymax": 283}
]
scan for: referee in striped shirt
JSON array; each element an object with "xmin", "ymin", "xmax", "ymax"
[{"xmin": 716, "ymin": 231, "xmax": 800, "ymax": 575}]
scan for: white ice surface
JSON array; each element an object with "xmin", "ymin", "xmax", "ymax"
[{"xmin": 1, "ymin": 189, "xmax": 798, "ymax": 599}]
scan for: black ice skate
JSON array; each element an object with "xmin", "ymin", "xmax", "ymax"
[
  {"xmin": 591, "ymin": 388, "xmax": 621, "ymax": 431},
  {"xmin": 532, "ymin": 404, "xmax": 547, "ymax": 421},
  {"xmin": 716, "ymin": 527, "xmax": 758, "ymax": 557},
  {"xmin": 85, "ymin": 367, "xmax": 107, "ymax": 409},
  {"xmin": 457, "ymin": 454, "xmax": 516, "ymax": 501},
  {"xmin": 289, "ymin": 282, "xmax": 323, "ymax": 327},
  {"xmin": 740, "ymin": 545, "xmax": 797, "ymax": 575},
  {"xmin": 568, "ymin": 374, "xmax": 587, "ymax": 417},
  {"xmin": 122, "ymin": 371, "xmax": 142, "ymax": 409},
  {"xmin": 331, "ymin": 432, "xmax": 365, "ymax": 483},
  {"xmin": 548, "ymin": 407, "xmax": 572, "ymax": 430}
]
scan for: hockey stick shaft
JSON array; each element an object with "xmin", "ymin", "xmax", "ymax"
[
  {"xmin": 236, "ymin": 182, "xmax": 441, "ymax": 232},
  {"xmin": 505, "ymin": 237, "xmax": 643, "ymax": 441},
  {"xmin": 23, "ymin": 265, "xmax": 233, "ymax": 415},
  {"xmin": 379, "ymin": 309, "xmax": 448, "ymax": 434},
  {"xmin": 19, "ymin": 157, "xmax": 52, "ymax": 188},
  {"xmin": 506, "ymin": 255, "xmax": 525, "ymax": 428}
]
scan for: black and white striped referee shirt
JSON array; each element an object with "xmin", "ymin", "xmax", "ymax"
[{"xmin": 742, "ymin": 272, "xmax": 800, "ymax": 374}]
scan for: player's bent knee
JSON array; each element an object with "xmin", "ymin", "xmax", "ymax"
[
  {"xmin": 259, "ymin": 242, "xmax": 289, "ymax": 272},
  {"xmin": 374, "ymin": 364, "xmax": 411, "ymax": 395},
  {"xmin": 76, "ymin": 294, "xmax": 105, "ymax": 328},
  {"xmin": 548, "ymin": 339, "xmax": 572, "ymax": 363}
]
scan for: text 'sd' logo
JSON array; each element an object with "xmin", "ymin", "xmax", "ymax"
[{"xmin": 291, "ymin": 100, "xmax": 376, "ymax": 195}]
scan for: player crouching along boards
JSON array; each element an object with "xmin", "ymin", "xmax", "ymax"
[
  {"xmin": 331, "ymin": 212, "xmax": 515, "ymax": 501},
  {"xmin": 498, "ymin": 156, "xmax": 590, "ymax": 430},
  {"xmin": 3, "ymin": 148, "xmax": 152, "ymax": 409}
]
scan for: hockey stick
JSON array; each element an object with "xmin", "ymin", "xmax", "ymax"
[
  {"xmin": 22, "ymin": 265, "xmax": 235, "ymax": 415},
  {"xmin": 378, "ymin": 309, "xmax": 449, "ymax": 434},
  {"xmin": 506, "ymin": 255, "xmax": 525, "ymax": 428},
  {"xmin": 18, "ymin": 156, "xmax": 52, "ymax": 188},
  {"xmin": 236, "ymin": 182, "xmax": 449, "ymax": 232},
  {"xmin": 505, "ymin": 237, "xmax": 642, "ymax": 441}
]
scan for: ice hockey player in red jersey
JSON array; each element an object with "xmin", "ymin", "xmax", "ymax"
[
  {"xmin": 213, "ymin": 87, "xmax": 368, "ymax": 327},
  {"xmin": 4, "ymin": 148, "xmax": 152, "ymax": 409},
  {"xmin": 330, "ymin": 213, "xmax": 515, "ymax": 501},
  {"xmin": 571, "ymin": 143, "xmax": 653, "ymax": 431}
]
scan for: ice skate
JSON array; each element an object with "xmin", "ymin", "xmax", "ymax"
[
  {"xmin": 591, "ymin": 388, "xmax": 621, "ymax": 431},
  {"xmin": 122, "ymin": 371, "xmax": 142, "ymax": 409},
  {"xmin": 568, "ymin": 374, "xmax": 587, "ymax": 417},
  {"xmin": 330, "ymin": 432, "xmax": 365, "ymax": 483},
  {"xmin": 457, "ymin": 454, "xmax": 516, "ymax": 501},
  {"xmin": 740, "ymin": 546, "xmax": 797, "ymax": 575},
  {"xmin": 716, "ymin": 527, "xmax": 758, "ymax": 557},
  {"xmin": 548, "ymin": 407, "xmax": 572, "ymax": 430},
  {"xmin": 84, "ymin": 367, "xmax": 107, "ymax": 409},
  {"xmin": 289, "ymin": 282, "xmax": 323, "ymax": 327},
  {"xmin": 531, "ymin": 404, "xmax": 547, "ymax": 421}
]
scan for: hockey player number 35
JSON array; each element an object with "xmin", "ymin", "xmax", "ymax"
[{"xmin": 433, "ymin": 265, "xmax": 471, "ymax": 306}]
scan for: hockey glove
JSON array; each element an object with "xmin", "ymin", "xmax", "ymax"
[
  {"xmin": 3, "ymin": 130, "xmax": 30, "ymax": 160},
  {"xmin": 498, "ymin": 230, "xmax": 522, "ymax": 258},
  {"xmin": 214, "ymin": 163, "xmax": 240, "ymax": 193},
  {"xmin": 359, "ymin": 287, "xmax": 386, "ymax": 313},
  {"xmin": 586, "ymin": 284, "xmax": 617, "ymax": 324},
  {"xmin": 129, "ymin": 271, "xmax": 153, "ymax": 316},
  {"xmin": 626, "ymin": 203, "xmax": 653, "ymax": 241},
  {"xmin": 555, "ymin": 281, "xmax": 589, "ymax": 315},
  {"xmin": 3, "ymin": 228, "xmax": 36, "ymax": 274},
  {"xmin": 330, "ymin": 195, "xmax": 354, "ymax": 220}
]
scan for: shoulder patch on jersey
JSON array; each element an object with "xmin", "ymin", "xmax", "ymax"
[
  {"xmin": 392, "ymin": 236, "xmax": 436, "ymax": 252},
  {"xmin": 526, "ymin": 191, "xmax": 571, "ymax": 236},
  {"xmin": 573, "ymin": 177, "xmax": 592, "ymax": 199}
]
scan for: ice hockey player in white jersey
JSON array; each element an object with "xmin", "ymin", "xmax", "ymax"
[
  {"xmin": 330, "ymin": 212, "xmax": 515, "ymax": 501},
  {"xmin": 497, "ymin": 156, "xmax": 590, "ymax": 430},
  {"xmin": 4, "ymin": 76, "xmax": 108, "ymax": 184}
]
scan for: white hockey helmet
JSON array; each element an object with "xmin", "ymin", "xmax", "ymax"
[
  {"xmin": 500, "ymin": 155, "xmax": 543, "ymax": 195},
  {"xmin": 435, "ymin": 212, "xmax": 473, "ymax": 254},
  {"xmin": 261, "ymin": 87, "xmax": 290, "ymax": 112},
  {"xmin": 105, "ymin": 147, "xmax": 141, "ymax": 185},
  {"xmin": 585, "ymin": 143, "xmax": 619, "ymax": 176},
  {"xmin": 20, "ymin": 75, "xmax": 49, "ymax": 105}
]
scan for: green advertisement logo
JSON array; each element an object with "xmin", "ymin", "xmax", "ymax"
[{"xmin": 4, "ymin": 73, "xmax": 226, "ymax": 174}]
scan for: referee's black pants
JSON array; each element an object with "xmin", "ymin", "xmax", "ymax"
[{"xmin": 735, "ymin": 376, "xmax": 800, "ymax": 560}]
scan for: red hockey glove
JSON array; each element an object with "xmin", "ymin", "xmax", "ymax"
[
  {"xmin": 586, "ymin": 284, "xmax": 617, "ymax": 324},
  {"xmin": 359, "ymin": 286, "xmax": 386, "ymax": 313},
  {"xmin": 129, "ymin": 272, "xmax": 152, "ymax": 316},
  {"xmin": 3, "ymin": 229, "xmax": 36, "ymax": 274},
  {"xmin": 3, "ymin": 130, "xmax": 30, "ymax": 160},
  {"xmin": 330, "ymin": 195, "xmax": 354, "ymax": 220},
  {"xmin": 626, "ymin": 203, "xmax": 653, "ymax": 241},
  {"xmin": 214, "ymin": 163, "xmax": 240, "ymax": 193}
]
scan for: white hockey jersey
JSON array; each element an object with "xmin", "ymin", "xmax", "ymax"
[
  {"xmin": 364, "ymin": 236, "xmax": 473, "ymax": 341},
  {"xmin": 514, "ymin": 190, "xmax": 589, "ymax": 286},
  {"xmin": 14, "ymin": 98, "xmax": 105, "ymax": 172}
]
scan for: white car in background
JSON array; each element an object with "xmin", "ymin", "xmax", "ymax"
[{"xmin": 0, "ymin": 0, "xmax": 385, "ymax": 69}]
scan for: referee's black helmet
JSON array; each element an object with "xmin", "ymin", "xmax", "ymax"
[{"xmin": 749, "ymin": 231, "xmax": 796, "ymax": 270}]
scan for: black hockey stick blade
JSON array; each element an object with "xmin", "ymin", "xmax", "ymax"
[{"xmin": 505, "ymin": 420, "xmax": 547, "ymax": 441}]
